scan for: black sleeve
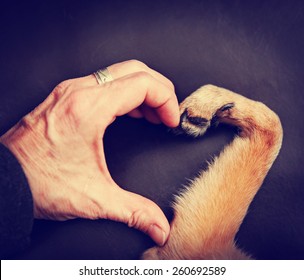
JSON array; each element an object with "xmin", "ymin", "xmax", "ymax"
[{"xmin": 0, "ymin": 143, "xmax": 34, "ymax": 259}]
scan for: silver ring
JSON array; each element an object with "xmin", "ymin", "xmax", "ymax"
[{"xmin": 93, "ymin": 68, "xmax": 113, "ymax": 85}]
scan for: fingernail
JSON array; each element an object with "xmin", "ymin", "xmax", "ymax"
[{"xmin": 148, "ymin": 224, "xmax": 167, "ymax": 246}]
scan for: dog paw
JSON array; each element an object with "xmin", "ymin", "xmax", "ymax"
[
  {"xmin": 173, "ymin": 85, "xmax": 237, "ymax": 137},
  {"xmin": 173, "ymin": 84, "xmax": 282, "ymax": 141}
]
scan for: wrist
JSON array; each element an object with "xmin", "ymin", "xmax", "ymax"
[{"xmin": 0, "ymin": 116, "xmax": 52, "ymax": 206}]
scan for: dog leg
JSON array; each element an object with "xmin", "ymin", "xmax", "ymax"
[{"xmin": 143, "ymin": 85, "xmax": 283, "ymax": 259}]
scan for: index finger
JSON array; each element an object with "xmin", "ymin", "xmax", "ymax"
[
  {"xmin": 69, "ymin": 60, "xmax": 175, "ymax": 92},
  {"xmin": 92, "ymin": 71, "xmax": 180, "ymax": 128},
  {"xmin": 107, "ymin": 60, "xmax": 175, "ymax": 91}
]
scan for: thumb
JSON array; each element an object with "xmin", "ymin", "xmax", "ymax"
[{"xmin": 108, "ymin": 188, "xmax": 170, "ymax": 246}]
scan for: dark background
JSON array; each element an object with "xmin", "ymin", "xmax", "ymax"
[{"xmin": 0, "ymin": 0, "xmax": 303, "ymax": 259}]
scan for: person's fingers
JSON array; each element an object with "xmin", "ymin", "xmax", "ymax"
[
  {"xmin": 69, "ymin": 60, "xmax": 174, "ymax": 91},
  {"xmin": 139, "ymin": 105, "xmax": 162, "ymax": 124},
  {"xmin": 107, "ymin": 60, "xmax": 175, "ymax": 91},
  {"xmin": 97, "ymin": 72, "xmax": 179, "ymax": 127},
  {"xmin": 127, "ymin": 108, "xmax": 144, "ymax": 119},
  {"xmin": 73, "ymin": 71, "xmax": 179, "ymax": 129}
]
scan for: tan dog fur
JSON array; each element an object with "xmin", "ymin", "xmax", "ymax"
[{"xmin": 143, "ymin": 85, "xmax": 283, "ymax": 259}]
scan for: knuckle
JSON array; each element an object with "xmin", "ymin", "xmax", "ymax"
[
  {"xmin": 132, "ymin": 71, "xmax": 152, "ymax": 84},
  {"xmin": 127, "ymin": 59, "xmax": 148, "ymax": 71},
  {"xmin": 53, "ymin": 79, "xmax": 73, "ymax": 93},
  {"xmin": 51, "ymin": 79, "xmax": 76, "ymax": 100},
  {"xmin": 127, "ymin": 208, "xmax": 150, "ymax": 232},
  {"xmin": 50, "ymin": 90, "xmax": 88, "ymax": 129},
  {"xmin": 19, "ymin": 114, "xmax": 34, "ymax": 131},
  {"xmin": 66, "ymin": 91, "xmax": 88, "ymax": 121},
  {"xmin": 168, "ymin": 80, "xmax": 175, "ymax": 91}
]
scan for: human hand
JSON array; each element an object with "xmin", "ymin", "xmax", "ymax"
[{"xmin": 0, "ymin": 60, "xmax": 179, "ymax": 246}]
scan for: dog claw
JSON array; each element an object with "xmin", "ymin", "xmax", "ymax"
[
  {"xmin": 187, "ymin": 116, "xmax": 209, "ymax": 127},
  {"xmin": 219, "ymin": 103, "xmax": 235, "ymax": 112},
  {"xmin": 181, "ymin": 109, "xmax": 209, "ymax": 127}
]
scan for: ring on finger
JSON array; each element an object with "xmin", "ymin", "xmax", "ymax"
[{"xmin": 93, "ymin": 68, "xmax": 114, "ymax": 85}]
